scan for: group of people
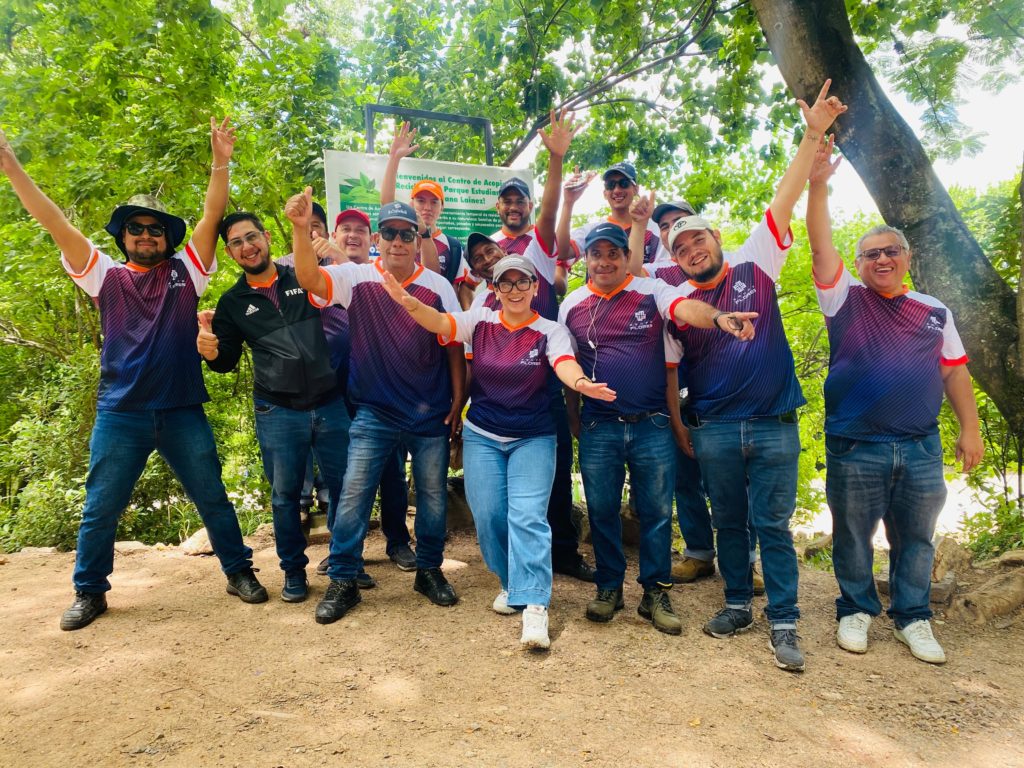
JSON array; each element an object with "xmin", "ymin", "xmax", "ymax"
[{"xmin": 0, "ymin": 79, "xmax": 982, "ymax": 671}]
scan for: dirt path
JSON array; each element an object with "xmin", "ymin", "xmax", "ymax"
[{"xmin": 1, "ymin": 531, "xmax": 1022, "ymax": 767}]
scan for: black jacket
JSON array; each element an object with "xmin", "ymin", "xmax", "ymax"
[{"xmin": 206, "ymin": 263, "xmax": 340, "ymax": 410}]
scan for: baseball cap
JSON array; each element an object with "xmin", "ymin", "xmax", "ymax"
[
  {"xmin": 311, "ymin": 202, "xmax": 328, "ymax": 227},
  {"xmin": 497, "ymin": 177, "xmax": 532, "ymax": 200},
  {"xmin": 335, "ymin": 209, "xmax": 371, "ymax": 229},
  {"xmin": 583, "ymin": 222, "xmax": 629, "ymax": 251},
  {"xmin": 602, "ymin": 162, "xmax": 637, "ymax": 184},
  {"xmin": 491, "ymin": 255, "xmax": 536, "ymax": 282},
  {"xmin": 467, "ymin": 232, "xmax": 501, "ymax": 256},
  {"xmin": 652, "ymin": 200, "xmax": 697, "ymax": 224},
  {"xmin": 411, "ymin": 179, "xmax": 444, "ymax": 202},
  {"xmin": 377, "ymin": 201, "xmax": 418, "ymax": 227},
  {"xmin": 667, "ymin": 215, "xmax": 715, "ymax": 248}
]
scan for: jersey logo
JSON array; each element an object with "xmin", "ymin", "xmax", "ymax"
[
  {"xmin": 628, "ymin": 308, "xmax": 654, "ymax": 332},
  {"xmin": 520, "ymin": 348, "xmax": 542, "ymax": 366},
  {"xmin": 245, "ymin": 304, "xmax": 260, "ymax": 316},
  {"xmin": 732, "ymin": 279, "xmax": 755, "ymax": 303},
  {"xmin": 284, "ymin": 287, "xmax": 304, "ymax": 297},
  {"xmin": 168, "ymin": 267, "xmax": 187, "ymax": 290},
  {"xmin": 926, "ymin": 314, "xmax": 943, "ymax": 332}
]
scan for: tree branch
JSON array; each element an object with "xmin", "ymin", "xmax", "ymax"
[{"xmin": 224, "ymin": 18, "xmax": 272, "ymax": 62}]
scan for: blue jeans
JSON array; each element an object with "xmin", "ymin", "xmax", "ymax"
[
  {"xmin": 73, "ymin": 406, "xmax": 253, "ymax": 593},
  {"xmin": 463, "ymin": 428, "xmax": 555, "ymax": 606},
  {"xmin": 328, "ymin": 407, "xmax": 448, "ymax": 579},
  {"xmin": 689, "ymin": 417, "xmax": 800, "ymax": 626},
  {"xmin": 254, "ymin": 397, "xmax": 350, "ymax": 576},
  {"xmin": 826, "ymin": 433, "xmax": 947, "ymax": 629},
  {"xmin": 675, "ymin": 447, "xmax": 758, "ymax": 562},
  {"xmin": 579, "ymin": 415, "xmax": 675, "ymax": 590}
]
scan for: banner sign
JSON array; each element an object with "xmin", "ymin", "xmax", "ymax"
[{"xmin": 324, "ymin": 151, "xmax": 534, "ymax": 240}]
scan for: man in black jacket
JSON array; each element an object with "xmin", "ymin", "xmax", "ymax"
[{"xmin": 197, "ymin": 212, "xmax": 350, "ymax": 606}]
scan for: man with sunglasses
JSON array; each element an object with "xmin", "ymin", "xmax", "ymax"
[
  {"xmin": 806, "ymin": 140, "xmax": 982, "ymax": 664},
  {"xmin": 0, "ymin": 118, "xmax": 266, "ymax": 630},
  {"xmin": 288, "ymin": 191, "xmax": 465, "ymax": 623},
  {"xmin": 197, "ymin": 211, "xmax": 351, "ymax": 606}
]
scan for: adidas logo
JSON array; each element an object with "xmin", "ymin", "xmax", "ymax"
[{"xmin": 245, "ymin": 304, "xmax": 259, "ymax": 316}]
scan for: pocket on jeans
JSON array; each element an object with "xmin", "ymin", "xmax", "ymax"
[
  {"xmin": 825, "ymin": 434, "xmax": 857, "ymax": 458},
  {"xmin": 916, "ymin": 433, "xmax": 944, "ymax": 459},
  {"xmin": 649, "ymin": 413, "xmax": 670, "ymax": 430},
  {"xmin": 582, "ymin": 419, "xmax": 600, "ymax": 433},
  {"xmin": 254, "ymin": 401, "xmax": 276, "ymax": 416}
]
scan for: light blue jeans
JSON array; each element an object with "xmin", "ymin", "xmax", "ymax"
[{"xmin": 463, "ymin": 428, "xmax": 556, "ymax": 607}]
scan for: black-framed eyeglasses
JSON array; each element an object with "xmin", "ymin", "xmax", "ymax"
[
  {"xmin": 857, "ymin": 245, "xmax": 904, "ymax": 261},
  {"xmin": 379, "ymin": 226, "xmax": 417, "ymax": 243},
  {"xmin": 124, "ymin": 221, "xmax": 166, "ymax": 238},
  {"xmin": 225, "ymin": 231, "xmax": 265, "ymax": 250},
  {"xmin": 494, "ymin": 277, "xmax": 535, "ymax": 293},
  {"xmin": 604, "ymin": 177, "xmax": 633, "ymax": 191}
]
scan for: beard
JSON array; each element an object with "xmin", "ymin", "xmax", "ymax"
[
  {"xmin": 125, "ymin": 245, "xmax": 172, "ymax": 267},
  {"xmin": 239, "ymin": 255, "xmax": 271, "ymax": 275}
]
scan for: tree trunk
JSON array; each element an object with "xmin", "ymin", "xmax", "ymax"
[{"xmin": 751, "ymin": 0, "xmax": 1024, "ymax": 433}]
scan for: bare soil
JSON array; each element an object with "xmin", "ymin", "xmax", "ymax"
[{"xmin": 2, "ymin": 531, "xmax": 1023, "ymax": 768}]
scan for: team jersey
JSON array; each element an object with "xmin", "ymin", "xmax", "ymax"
[
  {"xmin": 311, "ymin": 258, "xmax": 460, "ymax": 435},
  {"xmin": 443, "ymin": 307, "xmax": 575, "ymax": 438},
  {"xmin": 471, "ymin": 226, "xmax": 559, "ymax": 321},
  {"xmin": 63, "ymin": 241, "xmax": 213, "ymax": 411},
  {"xmin": 559, "ymin": 275, "xmax": 686, "ymax": 421},
  {"xmin": 563, "ymin": 218, "xmax": 669, "ymax": 268},
  {"xmin": 421, "ymin": 231, "xmax": 472, "ymax": 285},
  {"xmin": 670, "ymin": 210, "xmax": 805, "ymax": 420},
  {"xmin": 646, "ymin": 260, "xmax": 686, "ymax": 287},
  {"xmin": 816, "ymin": 264, "xmax": 968, "ymax": 441}
]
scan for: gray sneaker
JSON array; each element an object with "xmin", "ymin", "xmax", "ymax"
[
  {"xmin": 388, "ymin": 544, "xmax": 417, "ymax": 571},
  {"xmin": 769, "ymin": 628, "xmax": 805, "ymax": 672},
  {"xmin": 703, "ymin": 606, "xmax": 753, "ymax": 638}
]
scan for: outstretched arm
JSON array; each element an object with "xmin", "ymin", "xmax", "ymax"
[
  {"xmin": 379, "ymin": 269, "xmax": 452, "ymax": 336},
  {"xmin": 556, "ymin": 168, "xmax": 593, "ymax": 263},
  {"xmin": 0, "ymin": 131, "xmax": 91, "ymax": 272},
  {"xmin": 806, "ymin": 134, "xmax": 844, "ymax": 284},
  {"xmin": 673, "ymin": 299, "xmax": 757, "ymax": 341},
  {"xmin": 536, "ymin": 109, "xmax": 580, "ymax": 249},
  {"xmin": 286, "ymin": 187, "xmax": 329, "ymax": 298},
  {"xmin": 768, "ymin": 79, "xmax": 848, "ymax": 236},
  {"xmin": 191, "ymin": 117, "xmax": 236, "ymax": 270},
  {"xmin": 553, "ymin": 359, "xmax": 616, "ymax": 402},
  {"xmin": 381, "ymin": 122, "xmax": 418, "ymax": 206}
]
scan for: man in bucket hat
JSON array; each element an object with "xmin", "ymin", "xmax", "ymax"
[{"xmin": 0, "ymin": 118, "xmax": 266, "ymax": 630}]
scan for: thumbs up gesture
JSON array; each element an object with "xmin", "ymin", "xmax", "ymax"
[{"xmin": 197, "ymin": 310, "xmax": 219, "ymax": 360}]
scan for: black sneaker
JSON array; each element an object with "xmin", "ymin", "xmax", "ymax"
[
  {"xmin": 226, "ymin": 567, "xmax": 269, "ymax": 604},
  {"xmin": 585, "ymin": 587, "xmax": 624, "ymax": 623},
  {"xmin": 414, "ymin": 567, "xmax": 458, "ymax": 606},
  {"xmin": 553, "ymin": 555, "xmax": 597, "ymax": 583},
  {"xmin": 59, "ymin": 591, "xmax": 108, "ymax": 631},
  {"xmin": 388, "ymin": 544, "xmax": 417, "ymax": 571},
  {"xmin": 356, "ymin": 571, "xmax": 377, "ymax": 589},
  {"xmin": 281, "ymin": 571, "xmax": 308, "ymax": 603},
  {"xmin": 703, "ymin": 606, "xmax": 754, "ymax": 638},
  {"xmin": 316, "ymin": 556, "xmax": 329, "ymax": 576},
  {"xmin": 769, "ymin": 628, "xmax": 806, "ymax": 672},
  {"xmin": 315, "ymin": 579, "xmax": 361, "ymax": 624},
  {"xmin": 637, "ymin": 586, "xmax": 682, "ymax": 635}
]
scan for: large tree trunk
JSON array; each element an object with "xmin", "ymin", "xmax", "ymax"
[{"xmin": 751, "ymin": 0, "xmax": 1024, "ymax": 433}]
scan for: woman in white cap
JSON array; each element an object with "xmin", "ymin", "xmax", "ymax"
[{"xmin": 380, "ymin": 255, "xmax": 615, "ymax": 650}]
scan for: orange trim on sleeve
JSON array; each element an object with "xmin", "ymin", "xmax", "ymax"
[
  {"xmin": 465, "ymin": 351, "xmax": 474, "ymax": 361},
  {"xmin": 67, "ymin": 248, "xmax": 101, "ymax": 279},
  {"xmin": 666, "ymin": 362, "xmax": 680, "ymax": 369},
  {"xmin": 184, "ymin": 241, "xmax": 211, "ymax": 277},
  {"xmin": 941, "ymin": 355, "xmax": 969, "ymax": 367},
  {"xmin": 668, "ymin": 296, "xmax": 690, "ymax": 330},
  {"xmin": 534, "ymin": 228, "xmax": 554, "ymax": 258},
  {"xmin": 313, "ymin": 266, "xmax": 334, "ymax": 305},
  {"xmin": 444, "ymin": 313, "xmax": 457, "ymax": 341},
  {"xmin": 764, "ymin": 208, "xmax": 793, "ymax": 251},
  {"xmin": 813, "ymin": 262, "xmax": 844, "ymax": 290},
  {"xmin": 552, "ymin": 355, "xmax": 575, "ymax": 369}
]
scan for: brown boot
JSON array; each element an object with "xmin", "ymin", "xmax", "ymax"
[{"xmin": 671, "ymin": 557, "xmax": 715, "ymax": 584}]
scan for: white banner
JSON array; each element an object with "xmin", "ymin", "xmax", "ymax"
[{"xmin": 323, "ymin": 151, "xmax": 534, "ymax": 240}]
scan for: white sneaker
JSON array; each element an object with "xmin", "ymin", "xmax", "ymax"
[
  {"xmin": 520, "ymin": 605, "xmax": 550, "ymax": 650},
  {"xmin": 492, "ymin": 590, "xmax": 516, "ymax": 615},
  {"xmin": 894, "ymin": 620, "xmax": 946, "ymax": 664},
  {"xmin": 837, "ymin": 612, "xmax": 871, "ymax": 654}
]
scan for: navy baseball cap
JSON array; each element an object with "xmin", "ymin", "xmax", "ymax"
[
  {"xmin": 497, "ymin": 177, "xmax": 532, "ymax": 200},
  {"xmin": 602, "ymin": 162, "xmax": 637, "ymax": 184},
  {"xmin": 583, "ymin": 222, "xmax": 629, "ymax": 251},
  {"xmin": 311, "ymin": 202, "xmax": 328, "ymax": 227},
  {"xmin": 377, "ymin": 201, "xmax": 418, "ymax": 227},
  {"xmin": 652, "ymin": 200, "xmax": 697, "ymax": 224},
  {"xmin": 467, "ymin": 232, "xmax": 501, "ymax": 255}
]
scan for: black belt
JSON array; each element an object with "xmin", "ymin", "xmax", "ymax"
[
  {"xmin": 616, "ymin": 410, "xmax": 665, "ymax": 423},
  {"xmin": 685, "ymin": 410, "xmax": 798, "ymax": 428}
]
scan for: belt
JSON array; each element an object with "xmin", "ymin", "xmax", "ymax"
[
  {"xmin": 685, "ymin": 410, "xmax": 798, "ymax": 428},
  {"xmin": 616, "ymin": 410, "xmax": 665, "ymax": 424}
]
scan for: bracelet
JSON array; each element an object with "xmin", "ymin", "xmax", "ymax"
[
  {"xmin": 212, "ymin": 163, "xmax": 229, "ymax": 171},
  {"xmin": 574, "ymin": 375, "xmax": 590, "ymax": 391},
  {"xmin": 712, "ymin": 310, "xmax": 727, "ymax": 330}
]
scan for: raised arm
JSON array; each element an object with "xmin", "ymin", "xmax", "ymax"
[
  {"xmin": 806, "ymin": 134, "xmax": 844, "ymax": 284},
  {"xmin": 380, "ymin": 122, "xmax": 418, "ymax": 206},
  {"xmin": 379, "ymin": 269, "xmax": 452, "ymax": 336},
  {"xmin": 191, "ymin": 117, "xmax": 236, "ymax": 270},
  {"xmin": 286, "ymin": 187, "xmax": 329, "ymax": 298},
  {"xmin": 628, "ymin": 190, "xmax": 655, "ymax": 276},
  {"xmin": 941, "ymin": 364, "xmax": 984, "ymax": 473},
  {"xmin": 417, "ymin": 213, "xmax": 440, "ymax": 275},
  {"xmin": 556, "ymin": 169, "xmax": 592, "ymax": 263},
  {"xmin": 673, "ymin": 298, "xmax": 758, "ymax": 342},
  {"xmin": 0, "ymin": 130, "xmax": 91, "ymax": 272},
  {"xmin": 536, "ymin": 109, "xmax": 579, "ymax": 249},
  {"xmin": 768, "ymin": 79, "xmax": 848, "ymax": 236}
]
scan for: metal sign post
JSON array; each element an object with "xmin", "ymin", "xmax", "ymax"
[{"xmin": 364, "ymin": 104, "xmax": 495, "ymax": 166}]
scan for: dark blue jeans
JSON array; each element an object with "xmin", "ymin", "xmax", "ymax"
[
  {"xmin": 689, "ymin": 417, "xmax": 800, "ymax": 627},
  {"xmin": 254, "ymin": 397, "xmax": 350, "ymax": 576},
  {"xmin": 548, "ymin": 392, "xmax": 581, "ymax": 565},
  {"xmin": 73, "ymin": 406, "xmax": 253, "ymax": 593},
  {"xmin": 579, "ymin": 414, "xmax": 675, "ymax": 590},
  {"xmin": 328, "ymin": 407, "xmax": 448, "ymax": 580},
  {"xmin": 675, "ymin": 446, "xmax": 758, "ymax": 562},
  {"xmin": 826, "ymin": 433, "xmax": 947, "ymax": 629}
]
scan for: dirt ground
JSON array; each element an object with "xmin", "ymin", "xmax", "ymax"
[{"xmin": 1, "ymin": 530, "xmax": 1023, "ymax": 768}]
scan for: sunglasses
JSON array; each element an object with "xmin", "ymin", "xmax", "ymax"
[
  {"xmin": 124, "ymin": 221, "xmax": 166, "ymax": 238},
  {"xmin": 604, "ymin": 177, "xmax": 634, "ymax": 191},
  {"xmin": 379, "ymin": 226, "xmax": 417, "ymax": 243},
  {"xmin": 494, "ymin": 277, "xmax": 535, "ymax": 294},
  {"xmin": 857, "ymin": 245, "xmax": 904, "ymax": 261},
  {"xmin": 225, "ymin": 231, "xmax": 265, "ymax": 251}
]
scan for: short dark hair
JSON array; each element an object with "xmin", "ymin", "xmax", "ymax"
[{"xmin": 219, "ymin": 212, "xmax": 266, "ymax": 243}]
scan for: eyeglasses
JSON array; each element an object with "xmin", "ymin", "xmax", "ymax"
[
  {"xmin": 494, "ymin": 277, "xmax": 535, "ymax": 293},
  {"xmin": 604, "ymin": 177, "xmax": 633, "ymax": 191},
  {"xmin": 857, "ymin": 245, "xmax": 904, "ymax": 261},
  {"xmin": 225, "ymin": 231, "xmax": 265, "ymax": 250},
  {"xmin": 379, "ymin": 226, "xmax": 417, "ymax": 243},
  {"xmin": 124, "ymin": 221, "xmax": 166, "ymax": 238}
]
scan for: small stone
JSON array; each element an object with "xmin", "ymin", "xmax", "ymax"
[
  {"xmin": 930, "ymin": 572, "xmax": 957, "ymax": 604},
  {"xmin": 114, "ymin": 540, "xmax": 148, "ymax": 554},
  {"xmin": 18, "ymin": 547, "xmax": 58, "ymax": 555},
  {"xmin": 997, "ymin": 550, "xmax": 1024, "ymax": 568},
  {"xmin": 181, "ymin": 528, "xmax": 214, "ymax": 556}
]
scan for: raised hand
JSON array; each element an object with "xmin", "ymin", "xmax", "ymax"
[
  {"xmin": 285, "ymin": 187, "xmax": 313, "ymax": 228},
  {"xmin": 311, "ymin": 231, "xmax": 343, "ymax": 263},
  {"xmin": 797, "ymin": 79, "xmax": 848, "ymax": 136},
  {"xmin": 381, "ymin": 269, "xmax": 420, "ymax": 311},
  {"xmin": 715, "ymin": 311, "xmax": 758, "ymax": 342},
  {"xmin": 578, "ymin": 380, "xmax": 616, "ymax": 402},
  {"xmin": 196, "ymin": 311, "xmax": 219, "ymax": 360},
  {"xmin": 389, "ymin": 121, "xmax": 419, "ymax": 160},
  {"xmin": 809, "ymin": 134, "xmax": 842, "ymax": 185},
  {"xmin": 563, "ymin": 166, "xmax": 596, "ymax": 205},
  {"xmin": 210, "ymin": 116, "xmax": 236, "ymax": 164},
  {"xmin": 539, "ymin": 108, "xmax": 581, "ymax": 159},
  {"xmin": 630, "ymin": 189, "xmax": 656, "ymax": 224},
  {"xmin": 0, "ymin": 128, "xmax": 17, "ymax": 174}
]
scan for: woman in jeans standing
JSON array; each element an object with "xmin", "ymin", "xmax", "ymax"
[{"xmin": 380, "ymin": 255, "xmax": 615, "ymax": 650}]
